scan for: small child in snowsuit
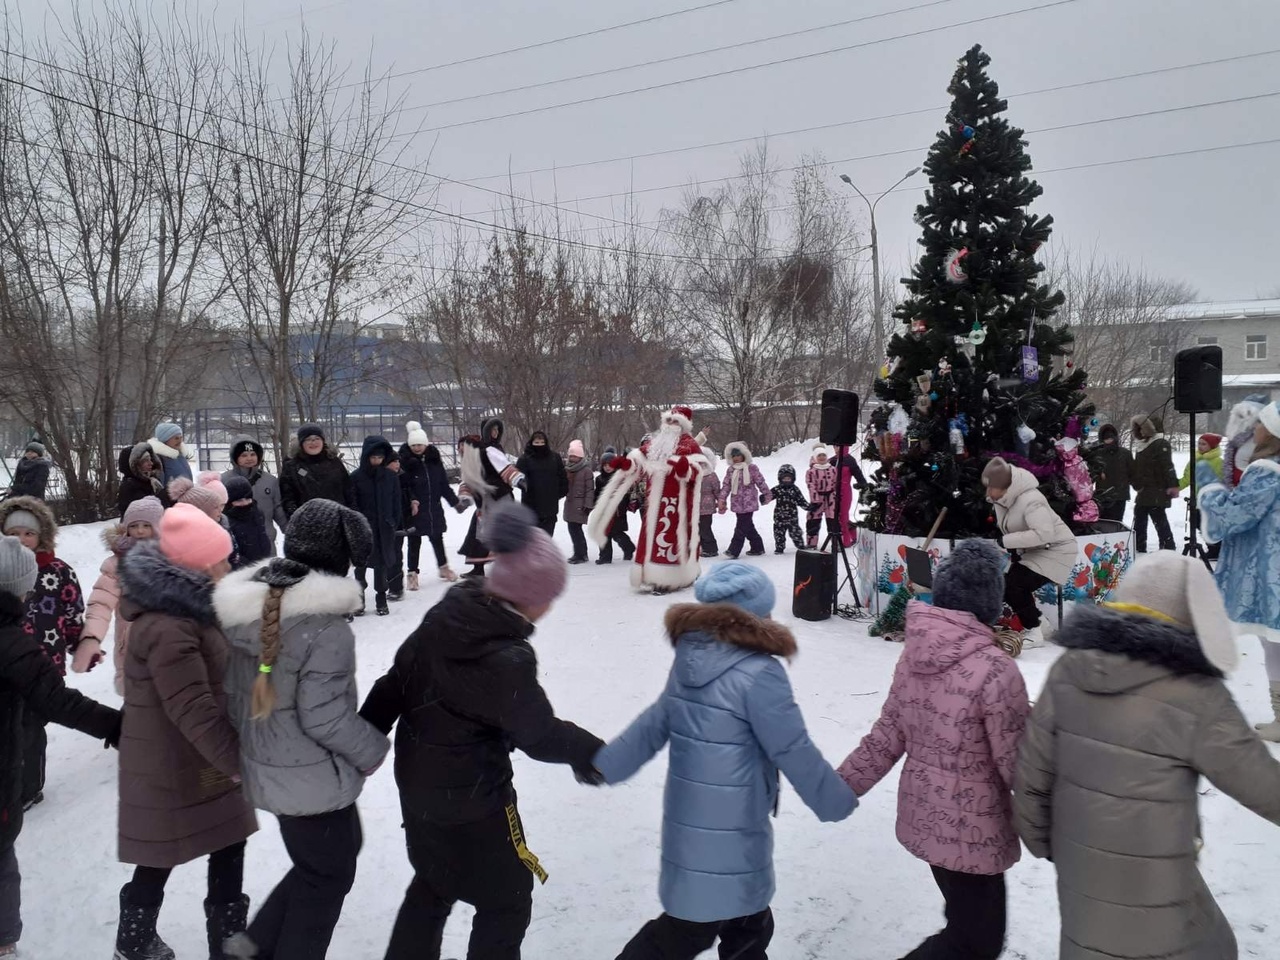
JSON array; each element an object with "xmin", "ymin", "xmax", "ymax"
[
  {"xmin": 592, "ymin": 562, "xmax": 856, "ymax": 958},
  {"xmin": 82, "ymin": 496, "xmax": 164, "ymax": 696},
  {"xmin": 0, "ymin": 496, "xmax": 88, "ymax": 809},
  {"xmin": 0, "ymin": 534, "xmax": 121, "ymax": 957},
  {"xmin": 770, "ymin": 464, "xmax": 810, "ymax": 554},
  {"xmin": 806, "ymin": 445, "xmax": 840, "ymax": 547},
  {"xmin": 718, "ymin": 442, "xmax": 771, "ymax": 559},
  {"xmin": 698, "ymin": 445, "xmax": 721, "ymax": 558},
  {"xmin": 595, "ymin": 449, "xmax": 637, "ymax": 564},
  {"xmin": 352, "ymin": 436, "xmax": 404, "ymax": 616},
  {"xmin": 223, "ymin": 475, "xmax": 273, "ymax": 569}
]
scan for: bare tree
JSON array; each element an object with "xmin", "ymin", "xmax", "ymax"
[
  {"xmin": 0, "ymin": 8, "xmax": 223, "ymax": 517},
  {"xmin": 211, "ymin": 28, "xmax": 431, "ymax": 465}
]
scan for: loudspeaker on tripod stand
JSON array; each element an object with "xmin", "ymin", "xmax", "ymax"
[
  {"xmin": 819, "ymin": 389, "xmax": 860, "ymax": 446},
  {"xmin": 1173, "ymin": 345, "xmax": 1223, "ymax": 414}
]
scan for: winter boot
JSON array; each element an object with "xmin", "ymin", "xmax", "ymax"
[
  {"xmin": 438, "ymin": 565, "xmax": 458, "ymax": 582},
  {"xmin": 355, "ymin": 595, "xmax": 366, "ymax": 617},
  {"xmin": 1256, "ymin": 682, "xmax": 1280, "ymax": 743},
  {"xmin": 205, "ymin": 897, "xmax": 249, "ymax": 960},
  {"xmin": 376, "ymin": 595, "xmax": 390, "ymax": 616},
  {"xmin": 408, "ymin": 572, "xmax": 421, "ymax": 591},
  {"xmin": 115, "ymin": 885, "xmax": 175, "ymax": 960}
]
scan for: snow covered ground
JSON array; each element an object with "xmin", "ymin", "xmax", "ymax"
[{"xmin": 18, "ymin": 443, "xmax": 1279, "ymax": 959}]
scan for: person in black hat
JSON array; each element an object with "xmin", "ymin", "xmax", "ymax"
[
  {"xmin": 222, "ymin": 436, "xmax": 287, "ymax": 554},
  {"xmin": 224, "ymin": 476, "xmax": 273, "ymax": 570},
  {"xmin": 280, "ymin": 425, "xmax": 354, "ymax": 520}
]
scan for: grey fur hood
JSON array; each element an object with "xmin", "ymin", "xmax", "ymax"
[
  {"xmin": 118, "ymin": 541, "xmax": 217, "ymax": 625},
  {"xmin": 1053, "ymin": 603, "xmax": 1223, "ymax": 693}
]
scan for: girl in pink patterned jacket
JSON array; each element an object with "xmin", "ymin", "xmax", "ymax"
[{"xmin": 838, "ymin": 539, "xmax": 1029, "ymax": 959}]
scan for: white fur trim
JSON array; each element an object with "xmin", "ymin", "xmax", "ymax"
[
  {"xmin": 723, "ymin": 441, "xmax": 753, "ymax": 464},
  {"xmin": 148, "ymin": 438, "xmax": 194, "ymax": 462},
  {"xmin": 213, "ymin": 564, "xmax": 364, "ymax": 627},
  {"xmin": 587, "ymin": 458, "xmax": 641, "ymax": 547},
  {"xmin": 1241, "ymin": 457, "xmax": 1280, "ymax": 479},
  {"xmin": 631, "ymin": 454, "xmax": 706, "ymax": 591},
  {"xmin": 1259, "ymin": 403, "xmax": 1280, "ymax": 439},
  {"xmin": 664, "ymin": 409, "xmax": 693, "ymax": 433}
]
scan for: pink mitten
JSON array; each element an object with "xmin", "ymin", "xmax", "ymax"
[{"xmin": 71, "ymin": 640, "xmax": 104, "ymax": 674}]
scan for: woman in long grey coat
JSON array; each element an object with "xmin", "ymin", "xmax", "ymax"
[
  {"xmin": 217, "ymin": 499, "xmax": 388, "ymax": 960},
  {"xmin": 1015, "ymin": 552, "xmax": 1280, "ymax": 960}
]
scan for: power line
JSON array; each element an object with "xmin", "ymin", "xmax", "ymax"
[
  {"xmin": 407, "ymin": 0, "xmax": 963, "ymax": 112},
  {"xmin": 456, "ymin": 48, "xmax": 1280, "ymax": 183},
  {"xmin": 0, "ymin": 73, "xmax": 859, "ymax": 266},
  {"xmin": 328, "ymin": 0, "xmax": 747, "ymax": 91},
  {"xmin": 416, "ymin": 0, "xmax": 1082, "ymax": 133},
  {"xmin": 533, "ymin": 89, "xmax": 1280, "ymax": 209}
]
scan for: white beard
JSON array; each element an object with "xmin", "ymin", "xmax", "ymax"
[{"xmin": 647, "ymin": 422, "xmax": 681, "ymax": 464}]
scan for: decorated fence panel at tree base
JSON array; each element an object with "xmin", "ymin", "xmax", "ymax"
[{"xmin": 855, "ymin": 527, "xmax": 1135, "ymax": 618}]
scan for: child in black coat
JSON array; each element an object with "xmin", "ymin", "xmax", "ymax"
[
  {"xmin": 771, "ymin": 464, "xmax": 810, "ymax": 554},
  {"xmin": 223, "ymin": 476, "xmax": 273, "ymax": 569},
  {"xmin": 594, "ymin": 450, "xmax": 636, "ymax": 564},
  {"xmin": 0, "ymin": 535, "xmax": 121, "ymax": 955},
  {"xmin": 352, "ymin": 436, "xmax": 404, "ymax": 616}
]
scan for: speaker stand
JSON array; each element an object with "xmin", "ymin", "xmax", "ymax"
[
  {"xmin": 1181, "ymin": 411, "xmax": 1214, "ymax": 574},
  {"xmin": 821, "ymin": 445, "xmax": 866, "ymax": 619}
]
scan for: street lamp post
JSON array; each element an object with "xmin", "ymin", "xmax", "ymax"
[{"xmin": 839, "ymin": 167, "xmax": 921, "ymax": 366}]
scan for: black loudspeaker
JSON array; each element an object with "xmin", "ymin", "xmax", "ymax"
[
  {"xmin": 819, "ymin": 389, "xmax": 860, "ymax": 445},
  {"xmin": 793, "ymin": 549, "xmax": 836, "ymax": 622},
  {"xmin": 1174, "ymin": 345, "xmax": 1223, "ymax": 414}
]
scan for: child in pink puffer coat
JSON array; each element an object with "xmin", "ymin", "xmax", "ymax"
[
  {"xmin": 838, "ymin": 539, "xmax": 1029, "ymax": 959},
  {"xmin": 81, "ymin": 496, "xmax": 164, "ymax": 694}
]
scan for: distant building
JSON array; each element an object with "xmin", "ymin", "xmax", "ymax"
[{"xmin": 1162, "ymin": 299, "xmax": 1280, "ymax": 410}]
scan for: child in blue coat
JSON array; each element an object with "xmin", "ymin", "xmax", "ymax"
[{"xmin": 592, "ymin": 562, "xmax": 856, "ymax": 959}]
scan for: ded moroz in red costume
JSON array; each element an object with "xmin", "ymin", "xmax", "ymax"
[{"xmin": 588, "ymin": 406, "xmax": 710, "ymax": 592}]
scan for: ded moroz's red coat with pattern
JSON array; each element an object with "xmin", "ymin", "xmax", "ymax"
[{"xmin": 837, "ymin": 601, "xmax": 1030, "ymax": 875}]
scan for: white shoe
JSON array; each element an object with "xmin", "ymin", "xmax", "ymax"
[
  {"xmin": 439, "ymin": 565, "xmax": 459, "ymax": 582},
  {"xmin": 1022, "ymin": 625, "xmax": 1045, "ymax": 647}
]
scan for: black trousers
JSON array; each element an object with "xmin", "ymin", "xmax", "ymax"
[
  {"xmin": 1132, "ymin": 505, "xmax": 1175, "ymax": 552},
  {"xmin": 20, "ymin": 718, "xmax": 44, "ymax": 805},
  {"xmin": 1004, "ymin": 561, "xmax": 1051, "ymax": 630},
  {"xmin": 568, "ymin": 522, "xmax": 589, "ymax": 560},
  {"xmin": 0, "ymin": 842, "xmax": 20, "ymax": 947},
  {"xmin": 697, "ymin": 514, "xmax": 719, "ymax": 556},
  {"xmin": 128, "ymin": 841, "xmax": 246, "ymax": 908},
  {"xmin": 384, "ymin": 807, "xmax": 537, "ymax": 960},
  {"xmin": 616, "ymin": 908, "xmax": 774, "ymax": 960},
  {"xmin": 599, "ymin": 529, "xmax": 636, "ymax": 562},
  {"xmin": 247, "ymin": 804, "xmax": 363, "ymax": 960},
  {"xmin": 727, "ymin": 513, "xmax": 764, "ymax": 556},
  {"xmin": 804, "ymin": 515, "xmax": 840, "ymax": 544},
  {"xmin": 773, "ymin": 520, "xmax": 804, "ymax": 552},
  {"xmin": 901, "ymin": 867, "xmax": 1006, "ymax": 960},
  {"xmin": 354, "ymin": 565, "xmax": 389, "ymax": 604},
  {"xmin": 537, "ymin": 517, "xmax": 556, "ymax": 537},
  {"xmin": 407, "ymin": 534, "xmax": 449, "ymax": 572},
  {"xmin": 1097, "ymin": 500, "xmax": 1127, "ymax": 523}
]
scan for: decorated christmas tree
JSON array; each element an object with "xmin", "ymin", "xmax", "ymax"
[{"xmin": 860, "ymin": 44, "xmax": 1095, "ymax": 538}]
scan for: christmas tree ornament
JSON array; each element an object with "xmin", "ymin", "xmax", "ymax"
[
  {"xmin": 953, "ymin": 334, "xmax": 976, "ymax": 360},
  {"xmin": 944, "ymin": 247, "xmax": 970, "ymax": 283},
  {"xmin": 959, "ymin": 140, "xmax": 975, "ymax": 156},
  {"xmin": 929, "ymin": 391, "xmax": 939, "ymax": 401},
  {"xmin": 911, "ymin": 318, "xmax": 928, "ymax": 334},
  {"xmin": 968, "ymin": 321, "xmax": 988, "ymax": 345},
  {"xmin": 950, "ymin": 424, "xmax": 965, "ymax": 455},
  {"xmin": 1020, "ymin": 345, "xmax": 1040, "ymax": 383},
  {"xmin": 937, "ymin": 358, "xmax": 952, "ymax": 376},
  {"xmin": 888, "ymin": 405, "xmax": 911, "ymax": 438}
]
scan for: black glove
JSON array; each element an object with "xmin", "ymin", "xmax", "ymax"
[
  {"xmin": 992, "ymin": 529, "xmax": 1005, "ymax": 547},
  {"xmin": 1008, "ymin": 548, "xmax": 1023, "ymax": 564},
  {"xmin": 574, "ymin": 765, "xmax": 605, "ymax": 786},
  {"xmin": 105, "ymin": 709, "xmax": 124, "ymax": 751}
]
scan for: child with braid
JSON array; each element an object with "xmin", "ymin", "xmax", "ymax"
[{"xmin": 216, "ymin": 499, "xmax": 390, "ymax": 960}]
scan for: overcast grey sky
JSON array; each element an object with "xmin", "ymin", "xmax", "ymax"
[{"xmin": 16, "ymin": 0, "xmax": 1280, "ymax": 299}]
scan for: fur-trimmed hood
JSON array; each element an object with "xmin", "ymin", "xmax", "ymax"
[
  {"xmin": 148, "ymin": 437, "xmax": 194, "ymax": 462},
  {"xmin": 0, "ymin": 495, "xmax": 57, "ymax": 552},
  {"xmin": 117, "ymin": 540, "xmax": 217, "ymax": 625},
  {"xmin": 1053, "ymin": 603, "xmax": 1223, "ymax": 693},
  {"xmin": 665, "ymin": 603, "xmax": 795, "ymax": 688},
  {"xmin": 723, "ymin": 441, "xmax": 754, "ymax": 464},
  {"xmin": 213, "ymin": 561, "xmax": 363, "ymax": 630},
  {"xmin": 101, "ymin": 523, "xmax": 135, "ymax": 557}
]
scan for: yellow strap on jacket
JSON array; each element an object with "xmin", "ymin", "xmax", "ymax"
[{"xmin": 505, "ymin": 803, "xmax": 548, "ymax": 885}]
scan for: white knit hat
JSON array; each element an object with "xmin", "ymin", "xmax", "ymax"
[
  {"xmin": 1112, "ymin": 553, "xmax": 1238, "ymax": 674},
  {"xmin": 1258, "ymin": 402, "xmax": 1280, "ymax": 439},
  {"xmin": 0, "ymin": 535, "xmax": 38, "ymax": 599},
  {"xmin": 406, "ymin": 420, "xmax": 429, "ymax": 448}
]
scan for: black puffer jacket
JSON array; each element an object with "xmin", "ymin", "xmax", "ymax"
[
  {"xmin": 280, "ymin": 443, "xmax": 354, "ymax": 518},
  {"xmin": 360, "ymin": 579, "xmax": 602, "ymax": 825},
  {"xmin": 352, "ymin": 436, "xmax": 402, "ymax": 569},
  {"xmin": 0, "ymin": 593, "xmax": 120, "ymax": 847},
  {"xmin": 399, "ymin": 444, "xmax": 459, "ymax": 539},
  {"xmin": 10, "ymin": 456, "xmax": 51, "ymax": 500},
  {"xmin": 516, "ymin": 439, "xmax": 568, "ymax": 523}
]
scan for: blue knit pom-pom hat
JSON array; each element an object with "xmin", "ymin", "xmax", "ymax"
[{"xmin": 694, "ymin": 561, "xmax": 775, "ymax": 619}]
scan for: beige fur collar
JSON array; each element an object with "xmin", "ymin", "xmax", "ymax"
[{"xmin": 664, "ymin": 603, "xmax": 797, "ymax": 658}]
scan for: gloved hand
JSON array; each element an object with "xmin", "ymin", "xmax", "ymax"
[
  {"xmin": 72, "ymin": 639, "xmax": 104, "ymax": 674},
  {"xmin": 105, "ymin": 708, "xmax": 123, "ymax": 751},
  {"xmin": 574, "ymin": 765, "xmax": 605, "ymax": 786},
  {"xmin": 613, "ymin": 457, "xmax": 634, "ymax": 472},
  {"xmin": 1008, "ymin": 548, "xmax": 1023, "ymax": 563}
]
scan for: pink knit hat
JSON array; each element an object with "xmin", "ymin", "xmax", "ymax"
[
  {"xmin": 168, "ymin": 472, "xmax": 228, "ymax": 519},
  {"xmin": 485, "ymin": 502, "xmax": 567, "ymax": 609},
  {"xmin": 567, "ymin": 439, "xmax": 585, "ymax": 459},
  {"xmin": 158, "ymin": 503, "xmax": 232, "ymax": 571}
]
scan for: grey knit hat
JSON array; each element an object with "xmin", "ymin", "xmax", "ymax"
[
  {"xmin": 0, "ymin": 535, "xmax": 39, "ymax": 599},
  {"xmin": 931, "ymin": 539, "xmax": 1007, "ymax": 625},
  {"xmin": 284, "ymin": 499, "xmax": 373, "ymax": 577},
  {"xmin": 981, "ymin": 457, "xmax": 1013, "ymax": 490}
]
